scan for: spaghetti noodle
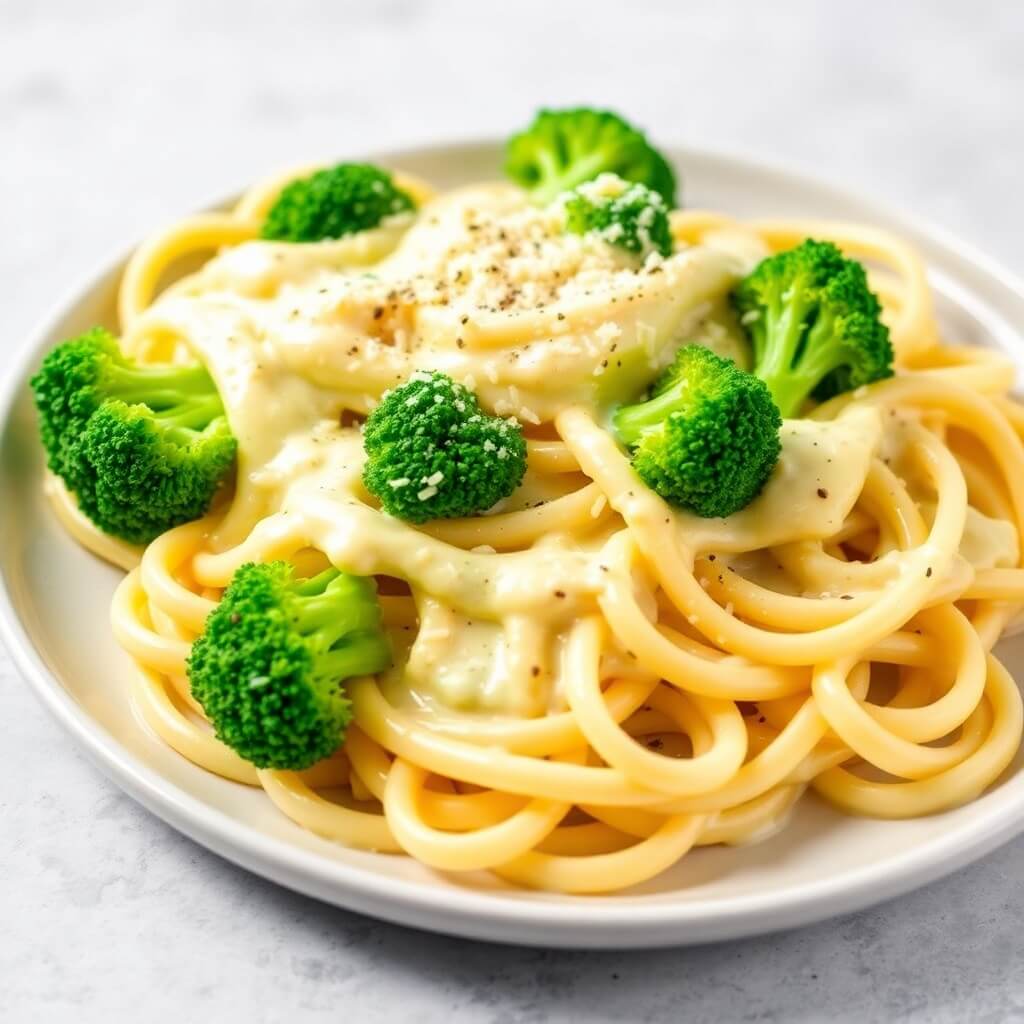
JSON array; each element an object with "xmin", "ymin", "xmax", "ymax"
[{"xmin": 46, "ymin": 167, "xmax": 1024, "ymax": 894}]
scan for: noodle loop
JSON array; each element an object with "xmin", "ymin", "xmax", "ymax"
[{"xmin": 44, "ymin": 165, "xmax": 1023, "ymax": 893}]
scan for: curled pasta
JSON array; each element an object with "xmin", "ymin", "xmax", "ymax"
[{"xmin": 47, "ymin": 165, "xmax": 1024, "ymax": 894}]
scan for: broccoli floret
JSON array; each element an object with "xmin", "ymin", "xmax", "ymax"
[
  {"xmin": 562, "ymin": 174, "xmax": 672, "ymax": 259},
  {"xmin": 79, "ymin": 400, "xmax": 236, "ymax": 544},
  {"xmin": 505, "ymin": 107, "xmax": 677, "ymax": 207},
  {"xmin": 613, "ymin": 346, "xmax": 782, "ymax": 518},
  {"xmin": 731, "ymin": 239, "xmax": 894, "ymax": 417},
  {"xmin": 30, "ymin": 326, "xmax": 236, "ymax": 544},
  {"xmin": 261, "ymin": 163, "xmax": 416, "ymax": 242},
  {"xmin": 187, "ymin": 562, "xmax": 391, "ymax": 770},
  {"xmin": 362, "ymin": 371, "xmax": 527, "ymax": 524}
]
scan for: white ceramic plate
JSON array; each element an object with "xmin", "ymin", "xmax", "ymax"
[{"xmin": 4, "ymin": 142, "xmax": 1024, "ymax": 949}]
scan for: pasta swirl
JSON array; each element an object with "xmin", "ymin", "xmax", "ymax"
[{"xmin": 43, "ymin": 167, "xmax": 1024, "ymax": 894}]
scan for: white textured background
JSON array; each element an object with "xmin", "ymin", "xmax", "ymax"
[{"xmin": 3, "ymin": 1, "xmax": 1023, "ymax": 1021}]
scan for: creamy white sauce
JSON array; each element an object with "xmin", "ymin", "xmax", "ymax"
[
  {"xmin": 681, "ymin": 408, "xmax": 884, "ymax": 554},
  {"xmin": 139, "ymin": 183, "xmax": 908, "ymax": 715},
  {"xmin": 921, "ymin": 502, "xmax": 1018, "ymax": 570}
]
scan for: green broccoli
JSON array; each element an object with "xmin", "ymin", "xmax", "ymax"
[
  {"xmin": 30, "ymin": 327, "xmax": 236, "ymax": 544},
  {"xmin": 612, "ymin": 346, "xmax": 782, "ymax": 518},
  {"xmin": 731, "ymin": 239, "xmax": 894, "ymax": 417},
  {"xmin": 362, "ymin": 371, "xmax": 527, "ymax": 524},
  {"xmin": 187, "ymin": 562, "xmax": 391, "ymax": 770},
  {"xmin": 563, "ymin": 175, "xmax": 672, "ymax": 259},
  {"xmin": 505, "ymin": 107, "xmax": 677, "ymax": 207},
  {"xmin": 261, "ymin": 163, "xmax": 416, "ymax": 242},
  {"xmin": 79, "ymin": 400, "xmax": 236, "ymax": 544}
]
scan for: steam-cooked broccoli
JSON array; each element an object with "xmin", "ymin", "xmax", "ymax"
[
  {"xmin": 505, "ymin": 107, "xmax": 677, "ymax": 207},
  {"xmin": 187, "ymin": 562, "xmax": 391, "ymax": 770},
  {"xmin": 261, "ymin": 163, "xmax": 416, "ymax": 242},
  {"xmin": 613, "ymin": 346, "xmax": 782, "ymax": 518},
  {"xmin": 562, "ymin": 174, "xmax": 672, "ymax": 259},
  {"xmin": 731, "ymin": 239, "xmax": 894, "ymax": 417},
  {"xmin": 30, "ymin": 327, "xmax": 235, "ymax": 544},
  {"xmin": 362, "ymin": 371, "xmax": 527, "ymax": 524}
]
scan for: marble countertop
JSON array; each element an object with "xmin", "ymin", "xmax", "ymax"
[{"xmin": 2, "ymin": 2, "xmax": 1022, "ymax": 1020}]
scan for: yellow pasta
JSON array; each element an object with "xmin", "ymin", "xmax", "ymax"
[{"xmin": 41, "ymin": 164, "xmax": 1024, "ymax": 895}]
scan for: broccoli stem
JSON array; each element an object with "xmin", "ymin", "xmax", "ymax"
[
  {"xmin": 293, "ymin": 570, "xmax": 391, "ymax": 684},
  {"xmin": 152, "ymin": 395, "xmax": 226, "ymax": 434},
  {"xmin": 535, "ymin": 149, "xmax": 618, "ymax": 203},
  {"xmin": 318, "ymin": 634, "xmax": 393, "ymax": 682},
  {"xmin": 750, "ymin": 282, "xmax": 821, "ymax": 417},
  {"xmin": 288, "ymin": 570, "xmax": 384, "ymax": 648},
  {"xmin": 794, "ymin": 309, "xmax": 847, "ymax": 380},
  {"xmin": 292, "ymin": 567, "xmax": 341, "ymax": 597},
  {"xmin": 106, "ymin": 362, "xmax": 218, "ymax": 412},
  {"xmin": 612, "ymin": 378, "xmax": 695, "ymax": 445}
]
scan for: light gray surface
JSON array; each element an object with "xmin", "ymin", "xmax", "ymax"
[{"xmin": 2, "ymin": 1, "xmax": 1022, "ymax": 1020}]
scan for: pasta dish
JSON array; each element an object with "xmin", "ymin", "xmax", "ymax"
[{"xmin": 30, "ymin": 108, "xmax": 1024, "ymax": 894}]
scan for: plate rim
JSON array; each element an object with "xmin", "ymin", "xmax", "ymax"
[{"xmin": 4, "ymin": 139, "xmax": 1024, "ymax": 948}]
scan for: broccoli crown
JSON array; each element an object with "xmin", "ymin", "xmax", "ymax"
[
  {"xmin": 78, "ymin": 400, "xmax": 236, "ymax": 544},
  {"xmin": 612, "ymin": 346, "xmax": 782, "ymax": 518},
  {"xmin": 731, "ymin": 239, "xmax": 894, "ymax": 417},
  {"xmin": 30, "ymin": 327, "xmax": 236, "ymax": 544},
  {"xmin": 362, "ymin": 371, "xmax": 527, "ymax": 524},
  {"xmin": 187, "ymin": 562, "xmax": 391, "ymax": 770},
  {"xmin": 31, "ymin": 326, "xmax": 115, "ymax": 475},
  {"xmin": 563, "ymin": 175, "xmax": 673, "ymax": 259},
  {"xmin": 261, "ymin": 163, "xmax": 416, "ymax": 242},
  {"xmin": 505, "ymin": 107, "xmax": 677, "ymax": 208}
]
